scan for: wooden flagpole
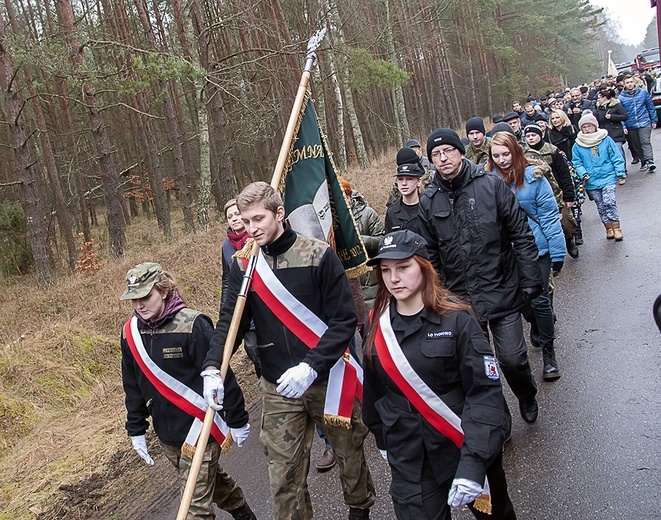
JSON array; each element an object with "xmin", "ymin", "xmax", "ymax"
[{"xmin": 176, "ymin": 29, "xmax": 326, "ymax": 520}]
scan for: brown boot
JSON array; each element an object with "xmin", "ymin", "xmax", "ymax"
[
  {"xmin": 612, "ymin": 221, "xmax": 623, "ymax": 241},
  {"xmin": 605, "ymin": 222, "xmax": 615, "ymax": 239}
]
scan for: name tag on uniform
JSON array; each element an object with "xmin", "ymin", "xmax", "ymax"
[
  {"xmin": 163, "ymin": 347, "xmax": 183, "ymax": 359},
  {"xmin": 427, "ymin": 330, "xmax": 453, "ymax": 339}
]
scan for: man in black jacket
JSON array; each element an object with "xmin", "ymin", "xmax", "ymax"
[
  {"xmin": 203, "ymin": 182, "xmax": 375, "ymax": 520},
  {"xmin": 419, "ymin": 129, "xmax": 543, "ymax": 424}
]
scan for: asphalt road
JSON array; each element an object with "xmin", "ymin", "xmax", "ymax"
[{"xmin": 144, "ymin": 133, "xmax": 661, "ymax": 520}]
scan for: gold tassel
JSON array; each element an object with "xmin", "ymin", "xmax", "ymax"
[
  {"xmin": 181, "ymin": 442, "xmax": 196, "ymax": 459},
  {"xmin": 324, "ymin": 413, "xmax": 352, "ymax": 429},
  {"xmin": 221, "ymin": 433, "xmax": 234, "ymax": 454},
  {"xmin": 233, "ymin": 238, "xmax": 255, "ymax": 259},
  {"xmin": 472, "ymin": 493, "xmax": 492, "ymax": 515}
]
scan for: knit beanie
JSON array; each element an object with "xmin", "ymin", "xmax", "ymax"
[
  {"xmin": 465, "ymin": 117, "xmax": 486, "ymax": 135},
  {"xmin": 396, "ymin": 146, "xmax": 421, "ymax": 166},
  {"xmin": 427, "ymin": 128, "xmax": 466, "ymax": 160},
  {"xmin": 578, "ymin": 113, "xmax": 599, "ymax": 130},
  {"xmin": 523, "ymin": 124, "xmax": 544, "ymax": 139}
]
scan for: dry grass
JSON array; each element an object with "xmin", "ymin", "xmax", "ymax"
[{"xmin": 0, "ymin": 156, "xmax": 396, "ymax": 519}]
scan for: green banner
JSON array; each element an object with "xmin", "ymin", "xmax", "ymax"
[{"xmin": 281, "ymin": 91, "xmax": 368, "ymax": 278}]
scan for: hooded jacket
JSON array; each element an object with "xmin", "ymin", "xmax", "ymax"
[
  {"xmin": 504, "ymin": 165, "xmax": 566, "ymax": 262},
  {"xmin": 418, "ymin": 159, "xmax": 541, "ymax": 321},
  {"xmin": 618, "ymin": 87, "xmax": 658, "ymax": 129},
  {"xmin": 572, "ymin": 132, "xmax": 626, "ymax": 191}
]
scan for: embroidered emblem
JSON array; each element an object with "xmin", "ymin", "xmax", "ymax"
[
  {"xmin": 384, "ymin": 235, "xmax": 394, "ymax": 246},
  {"xmin": 484, "ymin": 355, "xmax": 500, "ymax": 380}
]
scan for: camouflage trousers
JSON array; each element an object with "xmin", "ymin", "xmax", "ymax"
[
  {"xmin": 161, "ymin": 441, "xmax": 246, "ymax": 519},
  {"xmin": 259, "ymin": 377, "xmax": 376, "ymax": 520}
]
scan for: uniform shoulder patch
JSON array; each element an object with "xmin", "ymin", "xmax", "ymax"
[{"xmin": 483, "ymin": 355, "xmax": 500, "ymax": 380}]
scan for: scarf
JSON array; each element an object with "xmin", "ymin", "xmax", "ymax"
[
  {"xmin": 575, "ymin": 128, "xmax": 608, "ymax": 148},
  {"xmin": 136, "ymin": 288, "xmax": 187, "ymax": 329},
  {"xmin": 227, "ymin": 229, "xmax": 249, "ymax": 252}
]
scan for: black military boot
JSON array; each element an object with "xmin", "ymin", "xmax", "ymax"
[
  {"xmin": 542, "ymin": 343, "xmax": 561, "ymax": 382},
  {"xmin": 348, "ymin": 507, "xmax": 370, "ymax": 519},
  {"xmin": 566, "ymin": 236, "xmax": 579, "ymax": 259},
  {"xmin": 574, "ymin": 229, "xmax": 583, "ymax": 245},
  {"xmin": 229, "ymin": 502, "xmax": 257, "ymax": 520}
]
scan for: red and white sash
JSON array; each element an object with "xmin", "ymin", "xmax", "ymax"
[
  {"xmin": 373, "ymin": 306, "xmax": 492, "ymax": 512},
  {"xmin": 243, "ymin": 253, "xmax": 363, "ymax": 427},
  {"xmin": 123, "ymin": 317, "xmax": 229, "ymax": 451}
]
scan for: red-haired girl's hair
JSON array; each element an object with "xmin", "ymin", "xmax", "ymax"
[{"xmin": 487, "ymin": 132, "xmax": 532, "ymax": 189}]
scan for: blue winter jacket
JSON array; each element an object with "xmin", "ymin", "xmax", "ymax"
[
  {"xmin": 618, "ymin": 88, "xmax": 658, "ymax": 129},
  {"xmin": 503, "ymin": 165, "xmax": 566, "ymax": 262},
  {"xmin": 572, "ymin": 134, "xmax": 626, "ymax": 191}
]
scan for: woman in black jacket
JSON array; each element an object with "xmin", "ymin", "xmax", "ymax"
[
  {"xmin": 549, "ymin": 110, "xmax": 577, "ymax": 161},
  {"xmin": 594, "ymin": 88, "xmax": 628, "ymax": 172},
  {"xmin": 120, "ymin": 262, "xmax": 256, "ymax": 520},
  {"xmin": 362, "ymin": 230, "xmax": 516, "ymax": 520}
]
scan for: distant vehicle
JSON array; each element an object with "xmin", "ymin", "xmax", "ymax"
[{"xmin": 635, "ymin": 47, "xmax": 661, "ymax": 72}]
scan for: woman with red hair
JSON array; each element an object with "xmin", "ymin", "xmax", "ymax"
[{"xmin": 488, "ymin": 132, "xmax": 566, "ymax": 381}]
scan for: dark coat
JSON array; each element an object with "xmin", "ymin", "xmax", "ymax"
[
  {"xmin": 549, "ymin": 125, "xmax": 577, "ymax": 161},
  {"xmin": 384, "ymin": 198, "xmax": 424, "ymax": 237},
  {"xmin": 418, "ymin": 160, "xmax": 541, "ymax": 321},
  {"xmin": 205, "ymin": 226, "xmax": 357, "ymax": 384},
  {"xmin": 121, "ymin": 308, "xmax": 248, "ymax": 447},
  {"xmin": 594, "ymin": 99, "xmax": 628, "ymax": 142},
  {"xmin": 363, "ymin": 305, "xmax": 510, "ymax": 485}
]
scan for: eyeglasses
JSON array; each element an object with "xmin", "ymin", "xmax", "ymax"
[{"xmin": 431, "ymin": 148, "xmax": 458, "ymax": 160}]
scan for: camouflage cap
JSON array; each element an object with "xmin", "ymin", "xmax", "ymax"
[{"xmin": 119, "ymin": 262, "xmax": 167, "ymax": 300}]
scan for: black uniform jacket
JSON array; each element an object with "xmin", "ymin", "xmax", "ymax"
[
  {"xmin": 418, "ymin": 159, "xmax": 541, "ymax": 321},
  {"xmin": 363, "ymin": 305, "xmax": 510, "ymax": 485},
  {"xmin": 121, "ymin": 308, "xmax": 248, "ymax": 447},
  {"xmin": 384, "ymin": 198, "xmax": 424, "ymax": 237},
  {"xmin": 205, "ymin": 225, "xmax": 357, "ymax": 384}
]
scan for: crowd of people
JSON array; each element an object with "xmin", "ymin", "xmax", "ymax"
[{"xmin": 116, "ymin": 71, "xmax": 654, "ymax": 520}]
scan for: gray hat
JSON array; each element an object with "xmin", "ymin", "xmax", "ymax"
[
  {"xmin": 120, "ymin": 262, "xmax": 167, "ymax": 300},
  {"xmin": 404, "ymin": 139, "xmax": 422, "ymax": 149},
  {"xmin": 367, "ymin": 230, "xmax": 429, "ymax": 266}
]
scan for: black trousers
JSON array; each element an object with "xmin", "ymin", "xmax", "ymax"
[{"xmin": 389, "ymin": 450, "xmax": 516, "ymax": 520}]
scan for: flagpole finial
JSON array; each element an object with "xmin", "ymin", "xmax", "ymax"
[{"xmin": 304, "ymin": 28, "xmax": 326, "ymax": 72}]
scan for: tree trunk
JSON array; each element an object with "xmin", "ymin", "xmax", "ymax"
[
  {"xmin": 55, "ymin": 0, "xmax": 127, "ymax": 256},
  {"xmin": 326, "ymin": 0, "xmax": 369, "ymax": 168},
  {"xmin": 383, "ymin": 0, "xmax": 410, "ymax": 145},
  {"xmin": 134, "ymin": 0, "xmax": 195, "ymax": 232},
  {"xmin": 0, "ymin": 14, "xmax": 53, "ymax": 287}
]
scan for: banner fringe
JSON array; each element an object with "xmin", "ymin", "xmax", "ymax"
[
  {"xmin": 181, "ymin": 442, "xmax": 196, "ymax": 459},
  {"xmin": 324, "ymin": 413, "xmax": 352, "ymax": 429},
  {"xmin": 221, "ymin": 434, "xmax": 234, "ymax": 454},
  {"xmin": 473, "ymin": 493, "xmax": 492, "ymax": 515},
  {"xmin": 278, "ymin": 88, "xmax": 312, "ymax": 195}
]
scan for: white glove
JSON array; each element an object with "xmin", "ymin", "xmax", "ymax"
[
  {"xmin": 276, "ymin": 362, "xmax": 318, "ymax": 398},
  {"xmin": 230, "ymin": 423, "xmax": 251, "ymax": 448},
  {"xmin": 131, "ymin": 435, "xmax": 154, "ymax": 466},
  {"xmin": 447, "ymin": 478, "xmax": 483, "ymax": 508},
  {"xmin": 201, "ymin": 369, "xmax": 224, "ymax": 411},
  {"xmin": 379, "ymin": 449, "xmax": 388, "ymax": 461}
]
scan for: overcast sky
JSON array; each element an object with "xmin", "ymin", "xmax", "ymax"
[{"xmin": 589, "ymin": 0, "xmax": 657, "ymax": 46}]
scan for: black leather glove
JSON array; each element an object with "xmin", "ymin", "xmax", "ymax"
[
  {"xmin": 552, "ymin": 261, "xmax": 564, "ymax": 275},
  {"xmin": 521, "ymin": 285, "xmax": 543, "ymax": 301}
]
